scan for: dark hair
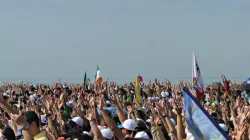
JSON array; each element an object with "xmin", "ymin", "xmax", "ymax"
[
  {"xmin": 2, "ymin": 126, "xmax": 16, "ymax": 140},
  {"xmin": 77, "ymin": 133, "xmax": 93, "ymax": 140},
  {"xmin": 23, "ymin": 111, "xmax": 40, "ymax": 127},
  {"xmin": 136, "ymin": 110, "xmax": 145, "ymax": 121}
]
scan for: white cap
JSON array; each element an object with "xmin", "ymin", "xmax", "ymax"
[
  {"xmin": 150, "ymin": 97, "xmax": 154, "ymax": 101},
  {"xmin": 130, "ymin": 90, "xmax": 135, "ymax": 94},
  {"xmin": 170, "ymin": 118, "xmax": 176, "ymax": 126},
  {"xmin": 161, "ymin": 92, "xmax": 167, "ymax": 98},
  {"xmin": 3, "ymin": 92, "xmax": 9, "ymax": 97},
  {"xmin": 83, "ymin": 131, "xmax": 91, "ymax": 136},
  {"xmin": 106, "ymin": 100, "xmax": 111, "ymax": 105},
  {"xmin": 186, "ymin": 133, "xmax": 193, "ymax": 139},
  {"xmin": 72, "ymin": 117, "xmax": 84, "ymax": 127},
  {"xmin": 122, "ymin": 119, "xmax": 136, "ymax": 131},
  {"xmin": 135, "ymin": 131, "xmax": 149, "ymax": 139},
  {"xmin": 66, "ymin": 100, "xmax": 74, "ymax": 108},
  {"xmin": 155, "ymin": 97, "xmax": 160, "ymax": 100},
  {"xmin": 41, "ymin": 115, "xmax": 47, "ymax": 124},
  {"xmin": 219, "ymin": 123, "xmax": 228, "ymax": 132},
  {"xmin": 146, "ymin": 119, "xmax": 152, "ymax": 124},
  {"xmin": 101, "ymin": 128, "xmax": 113, "ymax": 139}
]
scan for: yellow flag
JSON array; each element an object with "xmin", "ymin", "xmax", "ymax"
[{"xmin": 135, "ymin": 77, "xmax": 140, "ymax": 103}]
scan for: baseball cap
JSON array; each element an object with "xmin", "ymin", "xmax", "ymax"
[
  {"xmin": 146, "ymin": 119, "xmax": 152, "ymax": 124},
  {"xmin": 122, "ymin": 119, "xmax": 136, "ymax": 131},
  {"xmin": 101, "ymin": 128, "xmax": 113, "ymax": 139},
  {"xmin": 219, "ymin": 123, "xmax": 228, "ymax": 132},
  {"xmin": 3, "ymin": 92, "xmax": 9, "ymax": 97},
  {"xmin": 106, "ymin": 100, "xmax": 111, "ymax": 105},
  {"xmin": 135, "ymin": 131, "xmax": 149, "ymax": 139},
  {"xmin": 66, "ymin": 100, "xmax": 74, "ymax": 108},
  {"xmin": 72, "ymin": 117, "xmax": 84, "ymax": 127}
]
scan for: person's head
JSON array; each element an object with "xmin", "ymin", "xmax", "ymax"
[
  {"xmin": 101, "ymin": 128, "xmax": 113, "ymax": 140},
  {"xmin": 219, "ymin": 123, "xmax": 229, "ymax": 134},
  {"xmin": 65, "ymin": 120, "xmax": 83, "ymax": 139},
  {"xmin": 1, "ymin": 126, "xmax": 15, "ymax": 140},
  {"xmin": 134, "ymin": 131, "xmax": 149, "ymax": 139},
  {"xmin": 77, "ymin": 133, "xmax": 93, "ymax": 140},
  {"xmin": 135, "ymin": 120, "xmax": 148, "ymax": 132},
  {"xmin": 23, "ymin": 111, "xmax": 40, "ymax": 136},
  {"xmin": 105, "ymin": 100, "xmax": 111, "ymax": 107},
  {"xmin": 122, "ymin": 119, "xmax": 136, "ymax": 136},
  {"xmin": 135, "ymin": 110, "xmax": 145, "ymax": 120},
  {"xmin": 210, "ymin": 112, "xmax": 218, "ymax": 122}
]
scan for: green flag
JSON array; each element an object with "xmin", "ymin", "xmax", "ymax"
[{"xmin": 84, "ymin": 71, "xmax": 87, "ymax": 89}]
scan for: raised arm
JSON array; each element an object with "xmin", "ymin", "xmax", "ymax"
[{"xmin": 98, "ymin": 99, "xmax": 125, "ymax": 140}]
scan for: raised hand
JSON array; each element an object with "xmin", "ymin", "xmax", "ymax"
[
  {"xmin": 98, "ymin": 99, "xmax": 104, "ymax": 110},
  {"xmin": 172, "ymin": 100, "xmax": 181, "ymax": 115},
  {"xmin": 85, "ymin": 109, "xmax": 94, "ymax": 121},
  {"xmin": 155, "ymin": 102, "xmax": 166, "ymax": 115},
  {"xmin": 235, "ymin": 121, "xmax": 248, "ymax": 140},
  {"xmin": 10, "ymin": 114, "xmax": 26, "ymax": 126}
]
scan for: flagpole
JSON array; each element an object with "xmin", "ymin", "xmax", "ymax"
[{"xmin": 192, "ymin": 52, "xmax": 195, "ymax": 88}]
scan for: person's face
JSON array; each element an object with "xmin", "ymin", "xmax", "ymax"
[
  {"xmin": 122, "ymin": 128, "xmax": 127, "ymax": 135},
  {"xmin": 71, "ymin": 109, "xmax": 77, "ymax": 118},
  {"xmin": 27, "ymin": 121, "xmax": 38, "ymax": 133}
]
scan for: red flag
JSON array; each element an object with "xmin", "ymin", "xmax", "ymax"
[{"xmin": 138, "ymin": 75, "xmax": 143, "ymax": 83}]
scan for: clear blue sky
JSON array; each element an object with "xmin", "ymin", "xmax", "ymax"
[{"xmin": 0, "ymin": 0, "xmax": 249, "ymax": 83}]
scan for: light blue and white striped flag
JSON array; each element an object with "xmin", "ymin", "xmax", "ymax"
[{"xmin": 183, "ymin": 87, "xmax": 230, "ymax": 140}]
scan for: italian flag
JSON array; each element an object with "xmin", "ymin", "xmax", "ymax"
[
  {"xmin": 95, "ymin": 65, "xmax": 103, "ymax": 84},
  {"xmin": 192, "ymin": 53, "xmax": 205, "ymax": 103}
]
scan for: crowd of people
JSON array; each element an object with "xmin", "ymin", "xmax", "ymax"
[{"xmin": 0, "ymin": 75, "xmax": 249, "ymax": 140}]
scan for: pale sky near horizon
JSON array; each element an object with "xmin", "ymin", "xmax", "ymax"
[{"xmin": 0, "ymin": 1, "xmax": 249, "ymax": 83}]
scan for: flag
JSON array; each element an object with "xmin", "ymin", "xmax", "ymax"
[
  {"xmin": 135, "ymin": 77, "xmax": 140, "ymax": 103},
  {"xmin": 95, "ymin": 65, "xmax": 103, "ymax": 84},
  {"xmin": 138, "ymin": 75, "xmax": 143, "ymax": 83},
  {"xmin": 183, "ymin": 87, "xmax": 230, "ymax": 140},
  {"xmin": 83, "ymin": 71, "xmax": 87, "ymax": 89},
  {"xmin": 192, "ymin": 52, "xmax": 205, "ymax": 103}
]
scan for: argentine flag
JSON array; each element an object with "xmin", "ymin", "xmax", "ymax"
[{"xmin": 183, "ymin": 87, "xmax": 230, "ymax": 140}]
